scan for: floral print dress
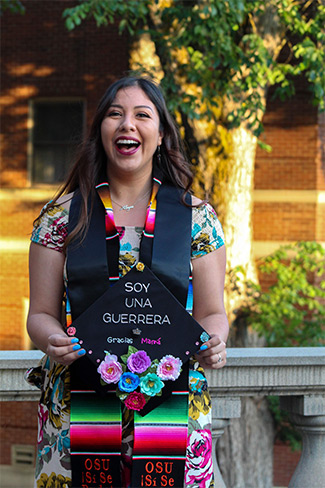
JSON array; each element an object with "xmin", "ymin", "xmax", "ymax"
[{"xmin": 26, "ymin": 201, "xmax": 225, "ymax": 488}]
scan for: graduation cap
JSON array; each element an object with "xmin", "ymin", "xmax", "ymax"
[{"xmin": 69, "ymin": 262, "xmax": 210, "ymax": 416}]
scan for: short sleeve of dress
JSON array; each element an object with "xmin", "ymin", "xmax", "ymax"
[
  {"xmin": 191, "ymin": 203, "xmax": 225, "ymax": 259},
  {"xmin": 31, "ymin": 203, "xmax": 69, "ymax": 252}
]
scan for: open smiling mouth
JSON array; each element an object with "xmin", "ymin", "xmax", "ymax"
[{"xmin": 115, "ymin": 138, "xmax": 141, "ymax": 155}]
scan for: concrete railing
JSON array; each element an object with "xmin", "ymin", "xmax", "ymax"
[{"xmin": 1, "ymin": 348, "xmax": 324, "ymax": 488}]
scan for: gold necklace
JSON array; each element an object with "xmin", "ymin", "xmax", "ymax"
[{"xmin": 110, "ymin": 189, "xmax": 151, "ymax": 212}]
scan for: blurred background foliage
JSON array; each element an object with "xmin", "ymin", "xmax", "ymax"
[{"xmin": 231, "ymin": 241, "xmax": 325, "ymax": 347}]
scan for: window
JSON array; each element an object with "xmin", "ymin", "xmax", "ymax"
[
  {"xmin": 11, "ymin": 444, "xmax": 35, "ymax": 468},
  {"xmin": 30, "ymin": 99, "xmax": 85, "ymax": 184}
]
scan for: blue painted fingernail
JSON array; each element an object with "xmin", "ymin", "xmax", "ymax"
[
  {"xmin": 73, "ymin": 344, "xmax": 81, "ymax": 351},
  {"xmin": 71, "ymin": 338, "xmax": 79, "ymax": 344},
  {"xmin": 78, "ymin": 349, "xmax": 86, "ymax": 356},
  {"xmin": 200, "ymin": 344, "xmax": 208, "ymax": 351}
]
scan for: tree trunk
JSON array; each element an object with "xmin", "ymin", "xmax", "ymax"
[
  {"xmin": 212, "ymin": 5, "xmax": 284, "ymax": 484},
  {"xmin": 214, "ymin": 126, "xmax": 274, "ymax": 488},
  {"xmin": 223, "ymin": 127, "xmax": 257, "ymax": 278},
  {"xmin": 223, "ymin": 126, "xmax": 258, "ymax": 320},
  {"xmin": 217, "ymin": 397, "xmax": 275, "ymax": 488}
]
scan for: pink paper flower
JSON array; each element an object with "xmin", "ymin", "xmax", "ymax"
[
  {"xmin": 127, "ymin": 350, "xmax": 151, "ymax": 374},
  {"xmin": 97, "ymin": 353, "xmax": 122, "ymax": 384},
  {"xmin": 66, "ymin": 326, "xmax": 76, "ymax": 336},
  {"xmin": 157, "ymin": 355, "xmax": 182, "ymax": 381},
  {"xmin": 124, "ymin": 391, "xmax": 146, "ymax": 411},
  {"xmin": 185, "ymin": 429, "xmax": 213, "ymax": 487}
]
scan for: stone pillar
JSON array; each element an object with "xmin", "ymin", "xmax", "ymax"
[
  {"xmin": 211, "ymin": 395, "xmax": 241, "ymax": 488},
  {"xmin": 280, "ymin": 395, "xmax": 325, "ymax": 488}
]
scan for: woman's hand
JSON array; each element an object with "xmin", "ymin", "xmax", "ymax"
[
  {"xmin": 197, "ymin": 334, "xmax": 227, "ymax": 369},
  {"xmin": 47, "ymin": 334, "xmax": 86, "ymax": 366}
]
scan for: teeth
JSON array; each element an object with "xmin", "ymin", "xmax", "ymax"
[{"xmin": 117, "ymin": 139, "xmax": 139, "ymax": 145}]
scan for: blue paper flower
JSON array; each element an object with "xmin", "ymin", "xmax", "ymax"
[
  {"xmin": 200, "ymin": 331, "xmax": 210, "ymax": 343},
  {"xmin": 118, "ymin": 372, "xmax": 140, "ymax": 393}
]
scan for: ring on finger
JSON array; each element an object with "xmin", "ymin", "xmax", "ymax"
[{"xmin": 217, "ymin": 353, "xmax": 222, "ymax": 363}]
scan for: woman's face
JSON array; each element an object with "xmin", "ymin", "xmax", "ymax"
[{"xmin": 101, "ymin": 86, "xmax": 163, "ymax": 180}]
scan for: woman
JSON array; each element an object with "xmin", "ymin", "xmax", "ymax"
[{"xmin": 26, "ymin": 76, "xmax": 229, "ymax": 488}]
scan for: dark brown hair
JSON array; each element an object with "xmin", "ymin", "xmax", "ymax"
[{"xmin": 45, "ymin": 76, "xmax": 194, "ymax": 244}]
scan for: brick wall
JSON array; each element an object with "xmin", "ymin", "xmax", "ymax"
[
  {"xmin": 317, "ymin": 111, "xmax": 325, "ymax": 191},
  {"xmin": 0, "ymin": 0, "xmax": 129, "ymax": 187},
  {"xmin": 0, "ymin": 402, "xmax": 38, "ymax": 465},
  {"xmin": 253, "ymin": 202, "xmax": 317, "ymax": 241},
  {"xmin": 316, "ymin": 203, "xmax": 325, "ymax": 241},
  {"xmin": 0, "ymin": 251, "xmax": 29, "ymax": 349},
  {"xmin": 254, "ymin": 78, "xmax": 325, "ymax": 260},
  {"xmin": 255, "ymin": 81, "xmax": 320, "ymax": 191},
  {"xmin": 273, "ymin": 442, "xmax": 301, "ymax": 487}
]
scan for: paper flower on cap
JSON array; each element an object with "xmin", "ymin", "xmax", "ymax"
[
  {"xmin": 97, "ymin": 346, "xmax": 184, "ymax": 411},
  {"xmin": 118, "ymin": 372, "xmax": 140, "ymax": 393},
  {"xmin": 200, "ymin": 331, "xmax": 210, "ymax": 343},
  {"xmin": 140, "ymin": 373, "xmax": 164, "ymax": 397},
  {"xmin": 127, "ymin": 350, "xmax": 151, "ymax": 374},
  {"xmin": 124, "ymin": 391, "xmax": 146, "ymax": 411},
  {"xmin": 67, "ymin": 326, "xmax": 76, "ymax": 337},
  {"xmin": 157, "ymin": 355, "xmax": 182, "ymax": 381},
  {"xmin": 136, "ymin": 262, "xmax": 145, "ymax": 272},
  {"xmin": 97, "ymin": 353, "xmax": 123, "ymax": 384}
]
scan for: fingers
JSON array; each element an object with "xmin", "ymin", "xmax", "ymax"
[
  {"xmin": 198, "ymin": 334, "xmax": 227, "ymax": 369},
  {"xmin": 199, "ymin": 351, "xmax": 227, "ymax": 369},
  {"xmin": 46, "ymin": 334, "xmax": 86, "ymax": 365}
]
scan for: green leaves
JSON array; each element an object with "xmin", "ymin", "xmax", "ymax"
[
  {"xmin": 0, "ymin": 0, "xmax": 25, "ymax": 15},
  {"xmin": 236, "ymin": 241, "xmax": 325, "ymax": 347},
  {"xmin": 62, "ymin": 0, "xmax": 325, "ymax": 134},
  {"xmin": 120, "ymin": 345, "xmax": 138, "ymax": 365},
  {"xmin": 63, "ymin": 0, "xmax": 150, "ymax": 34},
  {"xmin": 292, "ymin": 35, "xmax": 325, "ymax": 109},
  {"xmin": 63, "ymin": 2, "xmax": 91, "ymax": 31},
  {"xmin": 268, "ymin": 396, "xmax": 302, "ymax": 450}
]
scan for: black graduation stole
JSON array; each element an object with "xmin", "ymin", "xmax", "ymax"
[{"xmin": 66, "ymin": 179, "xmax": 197, "ymax": 488}]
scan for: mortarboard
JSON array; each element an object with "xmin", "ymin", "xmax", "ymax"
[{"xmin": 69, "ymin": 262, "xmax": 210, "ymax": 415}]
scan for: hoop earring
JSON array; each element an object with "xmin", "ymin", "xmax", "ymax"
[{"xmin": 157, "ymin": 145, "xmax": 161, "ymax": 165}]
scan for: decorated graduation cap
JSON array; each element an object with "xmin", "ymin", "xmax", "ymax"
[{"xmin": 69, "ymin": 262, "xmax": 210, "ymax": 416}]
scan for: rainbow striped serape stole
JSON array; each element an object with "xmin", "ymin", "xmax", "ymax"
[
  {"xmin": 143, "ymin": 176, "xmax": 161, "ymax": 239},
  {"xmin": 70, "ymin": 390, "xmax": 122, "ymax": 487},
  {"xmin": 131, "ymin": 391, "xmax": 189, "ymax": 488},
  {"xmin": 69, "ymin": 178, "xmax": 192, "ymax": 487},
  {"xmin": 95, "ymin": 182, "xmax": 120, "ymax": 283}
]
